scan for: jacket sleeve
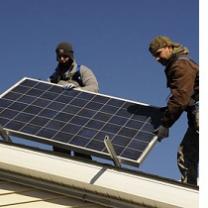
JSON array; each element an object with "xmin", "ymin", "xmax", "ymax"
[
  {"xmin": 49, "ymin": 67, "xmax": 60, "ymax": 83},
  {"xmin": 162, "ymin": 60, "xmax": 197, "ymax": 128},
  {"xmin": 79, "ymin": 66, "xmax": 99, "ymax": 93}
]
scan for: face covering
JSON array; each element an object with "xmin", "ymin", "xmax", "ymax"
[
  {"xmin": 157, "ymin": 58, "xmax": 169, "ymax": 66},
  {"xmin": 58, "ymin": 58, "xmax": 73, "ymax": 71}
]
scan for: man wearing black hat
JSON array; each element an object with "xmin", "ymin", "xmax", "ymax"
[
  {"xmin": 49, "ymin": 42, "xmax": 99, "ymax": 159},
  {"xmin": 149, "ymin": 35, "xmax": 199, "ymax": 185},
  {"xmin": 49, "ymin": 42, "xmax": 99, "ymax": 92}
]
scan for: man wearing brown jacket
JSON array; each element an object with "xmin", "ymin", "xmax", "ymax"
[{"xmin": 149, "ymin": 36, "xmax": 199, "ymax": 185}]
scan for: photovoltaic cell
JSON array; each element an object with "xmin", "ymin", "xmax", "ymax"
[{"xmin": 0, "ymin": 77, "xmax": 163, "ymax": 165}]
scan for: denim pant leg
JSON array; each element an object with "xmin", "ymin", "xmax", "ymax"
[{"xmin": 177, "ymin": 127, "xmax": 199, "ymax": 185}]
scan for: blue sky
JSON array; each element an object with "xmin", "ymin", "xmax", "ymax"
[{"xmin": 0, "ymin": 0, "xmax": 199, "ymax": 181}]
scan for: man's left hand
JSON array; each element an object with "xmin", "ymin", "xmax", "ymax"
[{"xmin": 63, "ymin": 83, "xmax": 76, "ymax": 89}]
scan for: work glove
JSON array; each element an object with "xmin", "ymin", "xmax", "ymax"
[
  {"xmin": 63, "ymin": 83, "xmax": 76, "ymax": 89},
  {"xmin": 154, "ymin": 125, "xmax": 169, "ymax": 142}
]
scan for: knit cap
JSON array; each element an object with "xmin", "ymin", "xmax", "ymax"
[
  {"xmin": 149, "ymin": 36, "xmax": 179, "ymax": 55},
  {"xmin": 56, "ymin": 42, "xmax": 74, "ymax": 60}
]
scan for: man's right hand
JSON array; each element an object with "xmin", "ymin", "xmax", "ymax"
[{"xmin": 154, "ymin": 125, "xmax": 169, "ymax": 142}]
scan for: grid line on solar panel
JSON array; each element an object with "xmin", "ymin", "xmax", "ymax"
[
  {"xmin": 84, "ymin": 107, "xmax": 151, "ymax": 152},
  {"xmin": 38, "ymin": 128, "xmax": 145, "ymax": 157},
  {"xmin": 0, "ymin": 105, "xmax": 154, "ymax": 155},
  {"xmin": 2, "ymin": 111, "xmax": 107, "ymax": 140},
  {"xmin": 68, "ymin": 99, "xmax": 128, "ymax": 149},
  {"xmin": 92, "ymin": 106, "xmax": 152, "ymax": 151},
  {"xmin": 23, "ymin": 102, "xmax": 73, "ymax": 137},
  {"xmin": 17, "ymin": 82, "xmax": 132, "ymax": 126},
  {"xmin": 34, "ymin": 83, "xmax": 126, "ymax": 109},
  {"xmin": 15, "ymin": 83, "xmax": 95, "ymax": 138},
  {"xmin": 0, "ymin": 96, "xmax": 155, "ymax": 144},
  {"xmin": 46, "ymin": 118, "xmax": 152, "ymax": 149},
  {"xmin": 30, "ymin": 94, "xmax": 124, "ymax": 151},
  {"xmin": 3, "ymin": 110, "xmax": 153, "ymax": 143},
  {"xmin": 2, "ymin": 99, "xmax": 117, "ymax": 125},
  {"xmin": 0, "ymin": 84, "xmax": 70, "ymax": 134},
  {"xmin": 0, "ymin": 96, "xmax": 109, "ymax": 128},
  {"xmin": 57, "ymin": 95, "xmax": 149, "ymax": 126},
  {"xmin": 118, "ymin": 116, "xmax": 152, "ymax": 156},
  {"xmin": 1, "ymin": 84, "xmax": 53, "ymax": 109},
  {"xmin": 18, "ymin": 97, "xmax": 90, "ymax": 138},
  {"xmin": 19, "ymin": 81, "xmax": 114, "ymax": 109},
  {"xmin": 19, "ymin": 80, "xmax": 76, "ymax": 102},
  {"xmin": 0, "ymin": 102, "xmax": 155, "ymax": 141},
  {"xmin": 50, "ymin": 92, "xmax": 102, "ymax": 142}
]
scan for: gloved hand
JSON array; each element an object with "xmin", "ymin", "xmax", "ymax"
[
  {"xmin": 154, "ymin": 125, "xmax": 169, "ymax": 142},
  {"xmin": 63, "ymin": 83, "xmax": 76, "ymax": 89}
]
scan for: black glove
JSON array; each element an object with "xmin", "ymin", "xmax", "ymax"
[
  {"xmin": 49, "ymin": 72, "xmax": 60, "ymax": 83},
  {"xmin": 154, "ymin": 125, "xmax": 169, "ymax": 142}
]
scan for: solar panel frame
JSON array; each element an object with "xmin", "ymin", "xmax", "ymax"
[{"xmin": 0, "ymin": 77, "xmax": 163, "ymax": 166}]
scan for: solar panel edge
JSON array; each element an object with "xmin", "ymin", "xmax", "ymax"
[
  {"xmin": 0, "ymin": 127, "xmax": 141, "ymax": 166},
  {"xmin": 0, "ymin": 77, "xmax": 29, "ymax": 99}
]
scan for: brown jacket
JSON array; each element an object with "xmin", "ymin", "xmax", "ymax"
[{"xmin": 162, "ymin": 55, "xmax": 199, "ymax": 128}]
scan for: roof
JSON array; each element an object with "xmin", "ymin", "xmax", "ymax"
[
  {"xmin": 0, "ymin": 178, "xmax": 107, "ymax": 208},
  {"xmin": 0, "ymin": 142, "xmax": 198, "ymax": 208}
]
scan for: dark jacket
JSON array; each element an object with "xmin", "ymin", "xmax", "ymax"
[{"xmin": 162, "ymin": 54, "xmax": 199, "ymax": 128}]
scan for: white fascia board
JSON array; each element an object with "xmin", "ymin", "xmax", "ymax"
[{"xmin": 0, "ymin": 143, "xmax": 198, "ymax": 208}]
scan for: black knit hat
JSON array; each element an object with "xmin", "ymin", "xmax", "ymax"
[{"xmin": 56, "ymin": 42, "xmax": 74, "ymax": 60}]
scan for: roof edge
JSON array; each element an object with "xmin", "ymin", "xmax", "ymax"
[{"xmin": 0, "ymin": 143, "xmax": 198, "ymax": 208}]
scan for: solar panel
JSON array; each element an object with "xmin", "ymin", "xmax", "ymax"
[{"xmin": 0, "ymin": 77, "xmax": 163, "ymax": 166}]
